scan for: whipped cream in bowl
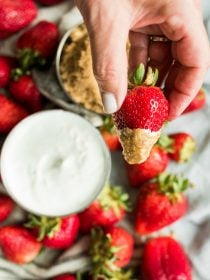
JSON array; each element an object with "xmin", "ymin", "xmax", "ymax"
[{"xmin": 0, "ymin": 110, "xmax": 111, "ymax": 217}]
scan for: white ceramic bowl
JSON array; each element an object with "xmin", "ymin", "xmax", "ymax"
[{"xmin": 0, "ymin": 110, "xmax": 111, "ymax": 217}]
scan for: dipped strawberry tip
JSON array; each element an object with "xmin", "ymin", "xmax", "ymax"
[{"xmin": 113, "ymin": 64, "xmax": 168, "ymax": 164}]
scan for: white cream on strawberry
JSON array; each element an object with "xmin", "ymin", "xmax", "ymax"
[
  {"xmin": 117, "ymin": 127, "xmax": 161, "ymax": 164},
  {"xmin": 0, "ymin": 110, "xmax": 111, "ymax": 217}
]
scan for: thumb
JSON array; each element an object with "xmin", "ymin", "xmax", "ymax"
[{"xmin": 87, "ymin": 22, "xmax": 129, "ymax": 113}]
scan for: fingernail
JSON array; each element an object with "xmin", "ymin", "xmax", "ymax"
[{"xmin": 101, "ymin": 92, "xmax": 118, "ymax": 114}]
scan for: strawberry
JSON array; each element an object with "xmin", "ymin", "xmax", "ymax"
[
  {"xmin": 167, "ymin": 133, "xmax": 196, "ymax": 163},
  {"xmin": 16, "ymin": 20, "xmax": 59, "ymax": 70},
  {"xmin": 79, "ymin": 184, "xmax": 131, "ymax": 233},
  {"xmin": 183, "ymin": 88, "xmax": 206, "ymax": 114},
  {"xmin": 0, "ymin": 56, "xmax": 16, "ymax": 88},
  {"xmin": 141, "ymin": 236, "xmax": 192, "ymax": 280},
  {"xmin": 0, "ymin": 94, "xmax": 29, "ymax": 134},
  {"xmin": 135, "ymin": 173, "xmax": 190, "ymax": 235},
  {"xmin": 0, "ymin": 194, "xmax": 15, "ymax": 223},
  {"xmin": 9, "ymin": 75, "xmax": 43, "ymax": 112},
  {"xmin": 53, "ymin": 274, "xmax": 76, "ymax": 280},
  {"xmin": 126, "ymin": 145, "xmax": 169, "ymax": 188},
  {"xmin": 90, "ymin": 227, "xmax": 134, "ymax": 278},
  {"xmin": 113, "ymin": 64, "xmax": 168, "ymax": 164},
  {"xmin": 36, "ymin": 0, "xmax": 65, "ymax": 5},
  {"xmin": 25, "ymin": 214, "xmax": 80, "ymax": 249},
  {"xmin": 99, "ymin": 116, "xmax": 121, "ymax": 151},
  {"xmin": 0, "ymin": 226, "xmax": 41, "ymax": 264},
  {"xmin": 0, "ymin": 0, "xmax": 37, "ymax": 39}
]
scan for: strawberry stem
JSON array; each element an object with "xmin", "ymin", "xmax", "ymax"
[
  {"xmin": 129, "ymin": 63, "xmax": 159, "ymax": 87},
  {"xmin": 25, "ymin": 214, "xmax": 61, "ymax": 241},
  {"xmin": 90, "ymin": 228, "xmax": 120, "ymax": 278},
  {"xmin": 156, "ymin": 173, "xmax": 193, "ymax": 202},
  {"xmin": 156, "ymin": 134, "xmax": 174, "ymax": 153},
  {"xmin": 99, "ymin": 184, "xmax": 132, "ymax": 215},
  {"xmin": 17, "ymin": 48, "xmax": 46, "ymax": 70}
]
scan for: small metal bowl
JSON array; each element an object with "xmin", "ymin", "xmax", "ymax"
[{"xmin": 55, "ymin": 24, "xmax": 104, "ymax": 116}]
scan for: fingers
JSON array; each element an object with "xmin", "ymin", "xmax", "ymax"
[
  {"xmin": 165, "ymin": 62, "xmax": 206, "ymax": 120},
  {"xmin": 129, "ymin": 31, "xmax": 149, "ymax": 72},
  {"xmin": 160, "ymin": 1, "xmax": 210, "ymax": 119},
  {"xmin": 147, "ymin": 41, "xmax": 173, "ymax": 86},
  {"xmin": 76, "ymin": 0, "xmax": 131, "ymax": 113}
]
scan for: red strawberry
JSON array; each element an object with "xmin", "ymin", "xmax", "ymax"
[
  {"xmin": 126, "ymin": 145, "xmax": 169, "ymax": 187},
  {"xmin": 141, "ymin": 236, "xmax": 192, "ymax": 280},
  {"xmin": 0, "ymin": 94, "xmax": 29, "ymax": 134},
  {"xmin": 79, "ymin": 185, "xmax": 130, "ymax": 233},
  {"xmin": 135, "ymin": 173, "xmax": 190, "ymax": 234},
  {"xmin": 0, "ymin": 194, "xmax": 15, "ymax": 223},
  {"xmin": 113, "ymin": 64, "xmax": 168, "ymax": 164},
  {"xmin": 99, "ymin": 116, "xmax": 121, "ymax": 151},
  {"xmin": 0, "ymin": 226, "xmax": 41, "ymax": 264},
  {"xmin": 168, "ymin": 133, "xmax": 196, "ymax": 163},
  {"xmin": 0, "ymin": 56, "xmax": 16, "ymax": 88},
  {"xmin": 0, "ymin": 0, "xmax": 37, "ymax": 39},
  {"xmin": 183, "ymin": 88, "xmax": 206, "ymax": 114},
  {"xmin": 37, "ymin": 0, "xmax": 65, "ymax": 5},
  {"xmin": 25, "ymin": 214, "xmax": 80, "ymax": 249},
  {"xmin": 9, "ymin": 75, "xmax": 43, "ymax": 112},
  {"xmin": 90, "ymin": 227, "xmax": 134, "ymax": 277},
  {"xmin": 53, "ymin": 274, "xmax": 76, "ymax": 280},
  {"xmin": 16, "ymin": 21, "xmax": 59, "ymax": 69}
]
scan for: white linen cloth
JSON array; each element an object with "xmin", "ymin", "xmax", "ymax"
[{"xmin": 0, "ymin": 1, "xmax": 210, "ymax": 279}]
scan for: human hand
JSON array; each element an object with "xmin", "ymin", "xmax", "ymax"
[{"xmin": 75, "ymin": 0, "xmax": 210, "ymax": 119}]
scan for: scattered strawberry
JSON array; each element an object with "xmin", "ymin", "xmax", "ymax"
[
  {"xmin": 0, "ymin": 94, "xmax": 29, "ymax": 134},
  {"xmin": 53, "ymin": 274, "xmax": 76, "ymax": 280},
  {"xmin": 36, "ymin": 0, "xmax": 65, "ymax": 5},
  {"xmin": 16, "ymin": 21, "xmax": 60, "ymax": 69},
  {"xmin": 99, "ymin": 116, "xmax": 121, "ymax": 151},
  {"xmin": 113, "ymin": 64, "xmax": 168, "ymax": 164},
  {"xmin": 25, "ymin": 214, "xmax": 80, "ymax": 249},
  {"xmin": 183, "ymin": 88, "xmax": 206, "ymax": 114},
  {"xmin": 0, "ymin": 56, "xmax": 16, "ymax": 88},
  {"xmin": 90, "ymin": 227, "xmax": 134, "ymax": 278},
  {"xmin": 168, "ymin": 133, "xmax": 196, "ymax": 163},
  {"xmin": 9, "ymin": 75, "xmax": 43, "ymax": 112},
  {"xmin": 79, "ymin": 184, "xmax": 131, "ymax": 233},
  {"xmin": 0, "ymin": 194, "xmax": 15, "ymax": 223},
  {"xmin": 126, "ymin": 145, "xmax": 169, "ymax": 187},
  {"xmin": 135, "ymin": 173, "xmax": 190, "ymax": 235},
  {"xmin": 0, "ymin": 226, "xmax": 41, "ymax": 264},
  {"xmin": 0, "ymin": 0, "xmax": 37, "ymax": 39},
  {"xmin": 141, "ymin": 236, "xmax": 192, "ymax": 280}
]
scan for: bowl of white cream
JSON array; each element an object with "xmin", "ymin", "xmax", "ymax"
[{"xmin": 0, "ymin": 110, "xmax": 111, "ymax": 217}]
